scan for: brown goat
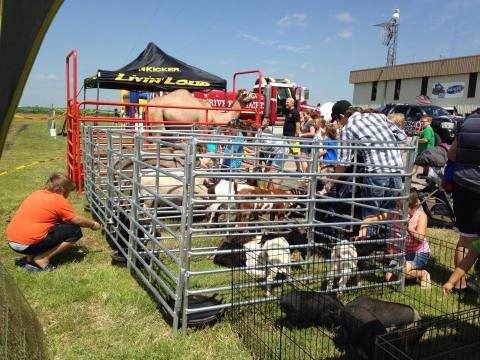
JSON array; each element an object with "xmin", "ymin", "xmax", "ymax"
[{"xmin": 235, "ymin": 186, "xmax": 298, "ymax": 224}]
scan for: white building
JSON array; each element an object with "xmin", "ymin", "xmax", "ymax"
[{"xmin": 350, "ymin": 54, "xmax": 480, "ymax": 115}]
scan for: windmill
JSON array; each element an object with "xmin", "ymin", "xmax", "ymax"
[{"xmin": 375, "ymin": 9, "xmax": 400, "ymax": 66}]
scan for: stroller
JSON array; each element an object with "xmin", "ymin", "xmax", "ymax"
[{"xmin": 414, "ymin": 145, "xmax": 455, "ymax": 228}]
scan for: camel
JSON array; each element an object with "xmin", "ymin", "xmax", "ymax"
[{"xmin": 147, "ymin": 88, "xmax": 256, "ymax": 128}]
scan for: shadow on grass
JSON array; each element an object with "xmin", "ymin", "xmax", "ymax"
[{"xmin": 51, "ymin": 245, "xmax": 89, "ymax": 266}]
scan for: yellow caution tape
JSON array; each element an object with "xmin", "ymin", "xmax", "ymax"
[{"xmin": 0, "ymin": 157, "xmax": 63, "ymax": 177}]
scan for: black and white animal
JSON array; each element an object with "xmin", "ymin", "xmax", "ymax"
[
  {"xmin": 248, "ymin": 236, "xmax": 291, "ymax": 296},
  {"xmin": 105, "ymin": 210, "xmax": 162, "ymax": 266},
  {"xmin": 214, "ymin": 229, "xmax": 307, "ymax": 295},
  {"xmin": 339, "ymin": 296, "xmax": 423, "ymax": 360},
  {"xmin": 261, "ymin": 229, "xmax": 308, "ymax": 259},
  {"xmin": 214, "ymin": 229, "xmax": 308, "ymax": 268},
  {"xmin": 326, "ymin": 240, "xmax": 359, "ymax": 291},
  {"xmin": 325, "ymin": 238, "xmax": 388, "ymax": 291}
]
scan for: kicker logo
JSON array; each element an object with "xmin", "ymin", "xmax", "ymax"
[
  {"xmin": 138, "ymin": 66, "xmax": 180, "ymax": 72},
  {"xmin": 115, "ymin": 73, "xmax": 210, "ymax": 87}
]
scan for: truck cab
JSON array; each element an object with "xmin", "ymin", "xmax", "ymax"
[
  {"xmin": 253, "ymin": 77, "xmax": 315, "ymax": 125},
  {"xmin": 192, "ymin": 75, "xmax": 316, "ymax": 126}
]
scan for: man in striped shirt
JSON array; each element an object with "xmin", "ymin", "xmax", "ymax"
[{"xmin": 325, "ymin": 100, "xmax": 407, "ymax": 239}]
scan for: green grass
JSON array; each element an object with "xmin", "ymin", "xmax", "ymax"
[
  {"xmin": 1, "ymin": 117, "xmax": 476, "ymax": 360},
  {"xmin": 0, "ymin": 117, "xmax": 252, "ymax": 360}
]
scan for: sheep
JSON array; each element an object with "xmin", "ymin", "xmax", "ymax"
[
  {"xmin": 140, "ymin": 170, "xmax": 208, "ymax": 209},
  {"xmin": 339, "ymin": 296, "xmax": 423, "ymax": 360}
]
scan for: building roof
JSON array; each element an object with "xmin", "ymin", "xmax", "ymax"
[{"xmin": 350, "ymin": 54, "xmax": 480, "ymax": 84}]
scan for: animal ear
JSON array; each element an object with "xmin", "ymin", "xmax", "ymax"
[{"xmin": 236, "ymin": 88, "xmax": 247, "ymax": 97}]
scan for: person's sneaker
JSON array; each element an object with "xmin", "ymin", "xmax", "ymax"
[{"xmin": 24, "ymin": 262, "xmax": 55, "ymax": 272}]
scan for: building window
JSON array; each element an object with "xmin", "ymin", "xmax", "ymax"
[
  {"xmin": 394, "ymin": 79, "xmax": 401, "ymax": 100},
  {"xmin": 421, "ymin": 77, "xmax": 428, "ymax": 96},
  {"xmin": 370, "ymin": 81, "xmax": 378, "ymax": 101},
  {"xmin": 468, "ymin": 72, "xmax": 477, "ymax": 98}
]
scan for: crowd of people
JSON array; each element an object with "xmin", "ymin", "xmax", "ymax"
[
  {"xmin": 277, "ymin": 98, "xmax": 479, "ymax": 293},
  {"xmin": 4, "ymin": 99, "xmax": 480, "ymax": 299}
]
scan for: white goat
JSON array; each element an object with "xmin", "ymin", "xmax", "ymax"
[
  {"xmin": 327, "ymin": 240, "xmax": 358, "ymax": 291},
  {"xmin": 204, "ymin": 179, "xmax": 255, "ymax": 223},
  {"xmin": 244, "ymin": 235, "xmax": 291, "ymax": 296}
]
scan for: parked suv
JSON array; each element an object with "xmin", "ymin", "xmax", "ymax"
[{"xmin": 380, "ymin": 104, "xmax": 458, "ymax": 144}]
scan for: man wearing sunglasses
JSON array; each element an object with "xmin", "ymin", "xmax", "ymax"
[{"xmin": 324, "ymin": 100, "xmax": 407, "ymax": 240}]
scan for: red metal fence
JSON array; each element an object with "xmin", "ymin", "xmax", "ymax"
[{"xmin": 65, "ymin": 49, "xmax": 262, "ymax": 192}]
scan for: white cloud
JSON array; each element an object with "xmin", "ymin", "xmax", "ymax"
[
  {"xmin": 238, "ymin": 32, "xmax": 278, "ymax": 46},
  {"xmin": 276, "ymin": 14, "xmax": 307, "ymax": 28},
  {"xmin": 300, "ymin": 63, "xmax": 315, "ymax": 73},
  {"xmin": 335, "ymin": 12, "xmax": 355, "ymax": 22},
  {"xmin": 239, "ymin": 32, "xmax": 261, "ymax": 43},
  {"xmin": 263, "ymin": 59, "xmax": 280, "ymax": 65},
  {"xmin": 238, "ymin": 32, "xmax": 309, "ymax": 53},
  {"xmin": 338, "ymin": 29, "xmax": 352, "ymax": 39},
  {"xmin": 34, "ymin": 73, "xmax": 58, "ymax": 81},
  {"xmin": 324, "ymin": 36, "xmax": 332, "ymax": 43},
  {"xmin": 277, "ymin": 44, "xmax": 311, "ymax": 53}
]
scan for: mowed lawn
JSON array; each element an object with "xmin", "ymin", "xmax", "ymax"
[{"xmin": 0, "ymin": 117, "xmax": 252, "ymax": 360}]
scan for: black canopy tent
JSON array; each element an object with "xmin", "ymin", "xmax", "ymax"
[{"xmin": 84, "ymin": 42, "xmax": 227, "ymax": 92}]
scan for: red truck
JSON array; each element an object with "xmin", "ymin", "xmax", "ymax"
[{"xmin": 193, "ymin": 76, "xmax": 319, "ymax": 125}]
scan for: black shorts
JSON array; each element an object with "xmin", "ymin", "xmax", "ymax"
[
  {"xmin": 453, "ymin": 182, "xmax": 480, "ymax": 236},
  {"xmin": 11, "ymin": 223, "xmax": 83, "ymax": 256}
]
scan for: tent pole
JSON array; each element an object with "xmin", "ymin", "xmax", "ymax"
[{"xmin": 95, "ymin": 77, "xmax": 100, "ymax": 125}]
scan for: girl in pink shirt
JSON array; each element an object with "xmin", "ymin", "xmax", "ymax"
[{"xmin": 386, "ymin": 189, "xmax": 431, "ymax": 288}]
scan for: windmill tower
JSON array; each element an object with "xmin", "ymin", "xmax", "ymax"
[{"xmin": 375, "ymin": 9, "xmax": 400, "ymax": 66}]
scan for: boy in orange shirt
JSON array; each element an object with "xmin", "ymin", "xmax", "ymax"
[{"xmin": 6, "ymin": 172, "xmax": 101, "ymax": 271}]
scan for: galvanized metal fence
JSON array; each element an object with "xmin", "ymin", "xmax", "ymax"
[
  {"xmin": 375, "ymin": 307, "xmax": 480, "ymax": 360},
  {"xmin": 82, "ymin": 124, "xmax": 418, "ymax": 335},
  {"xmin": 229, "ymin": 232, "xmax": 480, "ymax": 360}
]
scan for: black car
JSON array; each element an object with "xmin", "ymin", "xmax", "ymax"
[{"xmin": 381, "ymin": 104, "xmax": 458, "ymax": 144}]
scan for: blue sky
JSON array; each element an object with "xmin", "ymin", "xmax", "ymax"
[{"xmin": 20, "ymin": 0, "xmax": 480, "ymax": 107}]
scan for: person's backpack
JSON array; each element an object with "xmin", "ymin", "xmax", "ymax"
[{"xmin": 415, "ymin": 144, "xmax": 449, "ymax": 167}]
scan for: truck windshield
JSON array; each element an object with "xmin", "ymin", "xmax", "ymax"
[{"xmin": 422, "ymin": 106, "xmax": 450, "ymax": 117}]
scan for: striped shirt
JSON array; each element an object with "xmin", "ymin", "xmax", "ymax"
[{"xmin": 338, "ymin": 112, "xmax": 407, "ymax": 173}]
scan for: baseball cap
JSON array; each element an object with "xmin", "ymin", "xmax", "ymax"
[{"xmin": 331, "ymin": 100, "xmax": 352, "ymax": 119}]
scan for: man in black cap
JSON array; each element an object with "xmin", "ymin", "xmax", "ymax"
[
  {"xmin": 329, "ymin": 100, "xmax": 352, "ymax": 124},
  {"xmin": 324, "ymin": 100, "xmax": 407, "ymax": 239}
]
